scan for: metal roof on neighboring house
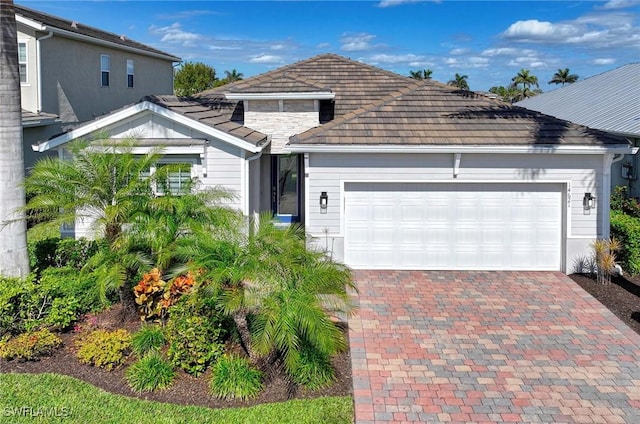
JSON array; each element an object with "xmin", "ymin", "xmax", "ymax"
[
  {"xmin": 15, "ymin": 4, "xmax": 180, "ymax": 62},
  {"xmin": 516, "ymin": 63, "xmax": 640, "ymax": 138}
]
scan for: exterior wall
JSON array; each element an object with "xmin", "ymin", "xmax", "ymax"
[
  {"xmin": 17, "ymin": 28, "xmax": 38, "ymax": 113},
  {"xmin": 611, "ymin": 138, "xmax": 640, "ymax": 198},
  {"xmin": 244, "ymin": 100, "xmax": 319, "ymax": 154},
  {"xmin": 39, "ymin": 35, "xmax": 174, "ymax": 124},
  {"xmin": 305, "ymin": 152, "xmax": 605, "ymax": 273}
]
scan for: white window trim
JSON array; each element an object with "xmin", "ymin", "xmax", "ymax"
[
  {"xmin": 18, "ymin": 41, "xmax": 28, "ymax": 85},
  {"xmin": 100, "ymin": 54, "xmax": 110, "ymax": 87},
  {"xmin": 144, "ymin": 158, "xmax": 197, "ymax": 196},
  {"xmin": 126, "ymin": 59, "xmax": 134, "ymax": 88}
]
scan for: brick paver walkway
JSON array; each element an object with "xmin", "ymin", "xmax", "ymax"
[{"xmin": 349, "ymin": 271, "xmax": 640, "ymax": 423}]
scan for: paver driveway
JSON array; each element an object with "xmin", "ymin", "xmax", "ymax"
[{"xmin": 349, "ymin": 271, "xmax": 640, "ymax": 423}]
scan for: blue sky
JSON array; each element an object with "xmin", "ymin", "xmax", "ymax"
[{"xmin": 19, "ymin": 0, "xmax": 640, "ymax": 91}]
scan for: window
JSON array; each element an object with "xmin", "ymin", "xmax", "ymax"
[
  {"xmin": 126, "ymin": 59, "xmax": 134, "ymax": 88},
  {"xmin": 100, "ymin": 54, "xmax": 110, "ymax": 86},
  {"xmin": 18, "ymin": 42, "xmax": 27, "ymax": 84},
  {"xmin": 271, "ymin": 155, "xmax": 300, "ymax": 222},
  {"xmin": 141, "ymin": 162, "xmax": 193, "ymax": 196}
]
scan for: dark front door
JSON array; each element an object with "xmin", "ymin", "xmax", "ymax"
[{"xmin": 272, "ymin": 155, "xmax": 300, "ymax": 223}]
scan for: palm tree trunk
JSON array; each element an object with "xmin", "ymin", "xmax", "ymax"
[
  {"xmin": 0, "ymin": 0, "xmax": 29, "ymax": 277},
  {"xmin": 232, "ymin": 310, "xmax": 256, "ymax": 360}
]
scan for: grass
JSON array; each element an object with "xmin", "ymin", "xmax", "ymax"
[{"xmin": 0, "ymin": 373, "xmax": 353, "ymax": 424}]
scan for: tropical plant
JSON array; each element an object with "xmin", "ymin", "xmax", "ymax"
[
  {"xmin": 174, "ymin": 61, "xmax": 217, "ymax": 96},
  {"xmin": 223, "ymin": 68, "xmax": 243, "ymax": 83},
  {"xmin": 592, "ymin": 238, "xmax": 621, "ymax": 284},
  {"xmin": 447, "ymin": 73, "xmax": 469, "ymax": 90},
  {"xmin": 549, "ymin": 68, "xmax": 578, "ymax": 86},
  {"xmin": 512, "ymin": 68, "xmax": 539, "ymax": 91},
  {"xmin": 288, "ymin": 343, "xmax": 336, "ymax": 389},
  {"xmin": 131, "ymin": 324, "xmax": 166, "ymax": 356},
  {"xmin": 409, "ymin": 69, "xmax": 433, "ymax": 80},
  {"xmin": 126, "ymin": 352, "xmax": 175, "ymax": 392},
  {"xmin": 210, "ymin": 355, "xmax": 264, "ymax": 400},
  {"xmin": 0, "ymin": 0, "xmax": 29, "ymax": 277},
  {"xmin": 181, "ymin": 213, "xmax": 355, "ymax": 383},
  {"xmin": 488, "ymin": 85, "xmax": 521, "ymax": 103}
]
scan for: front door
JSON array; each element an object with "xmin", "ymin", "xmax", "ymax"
[{"xmin": 272, "ymin": 155, "xmax": 300, "ymax": 223}]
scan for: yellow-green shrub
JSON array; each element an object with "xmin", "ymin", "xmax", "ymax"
[
  {"xmin": 0, "ymin": 329, "xmax": 62, "ymax": 361},
  {"xmin": 76, "ymin": 329, "xmax": 131, "ymax": 370}
]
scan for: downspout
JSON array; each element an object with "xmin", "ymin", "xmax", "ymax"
[
  {"xmin": 601, "ymin": 153, "xmax": 625, "ymax": 239},
  {"xmin": 36, "ymin": 30, "xmax": 54, "ymax": 113}
]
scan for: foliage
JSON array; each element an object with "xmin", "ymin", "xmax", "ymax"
[
  {"xmin": 209, "ymin": 355, "xmax": 264, "ymax": 400},
  {"xmin": 131, "ymin": 325, "xmax": 166, "ymax": 356},
  {"xmin": 592, "ymin": 238, "xmax": 621, "ymax": 284},
  {"xmin": 133, "ymin": 269, "xmax": 196, "ymax": 320},
  {"xmin": 611, "ymin": 185, "xmax": 640, "ymax": 218},
  {"xmin": 610, "ymin": 210, "xmax": 640, "ymax": 275},
  {"xmin": 174, "ymin": 61, "xmax": 217, "ymax": 96},
  {"xmin": 76, "ymin": 329, "xmax": 131, "ymax": 370},
  {"xmin": 165, "ymin": 296, "xmax": 226, "ymax": 376},
  {"xmin": 511, "ymin": 68, "xmax": 541, "ymax": 100},
  {"xmin": 126, "ymin": 352, "xmax": 175, "ymax": 392},
  {"xmin": 409, "ymin": 69, "xmax": 432, "ymax": 80},
  {"xmin": 0, "ymin": 275, "xmax": 37, "ymax": 335},
  {"xmin": 44, "ymin": 296, "xmax": 81, "ymax": 330},
  {"xmin": 549, "ymin": 68, "xmax": 578, "ymax": 86},
  {"xmin": 488, "ymin": 85, "xmax": 521, "ymax": 104},
  {"xmin": 288, "ymin": 344, "xmax": 336, "ymax": 390},
  {"xmin": 447, "ymin": 73, "xmax": 469, "ymax": 90},
  {"xmin": 0, "ymin": 329, "xmax": 62, "ymax": 361},
  {"xmin": 184, "ymin": 213, "xmax": 355, "ymax": 385},
  {"xmin": 0, "ymin": 373, "xmax": 354, "ymax": 424}
]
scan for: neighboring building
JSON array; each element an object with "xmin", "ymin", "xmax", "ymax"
[
  {"xmin": 15, "ymin": 4, "xmax": 180, "ymax": 169},
  {"xmin": 516, "ymin": 63, "xmax": 640, "ymax": 197},
  {"xmin": 34, "ymin": 54, "xmax": 635, "ymax": 273}
]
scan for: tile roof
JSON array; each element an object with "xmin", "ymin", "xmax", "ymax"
[
  {"xmin": 290, "ymin": 80, "xmax": 626, "ymax": 146},
  {"xmin": 142, "ymin": 95, "xmax": 268, "ymax": 147},
  {"xmin": 15, "ymin": 5, "xmax": 179, "ymax": 61},
  {"xmin": 128, "ymin": 54, "xmax": 627, "ymax": 149},
  {"xmin": 516, "ymin": 63, "xmax": 640, "ymax": 138}
]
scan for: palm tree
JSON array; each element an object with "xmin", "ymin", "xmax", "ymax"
[
  {"xmin": 488, "ymin": 85, "xmax": 520, "ymax": 104},
  {"xmin": 0, "ymin": 0, "xmax": 29, "ymax": 277},
  {"xmin": 448, "ymin": 73, "xmax": 469, "ymax": 90},
  {"xmin": 549, "ymin": 68, "xmax": 578, "ymax": 86},
  {"xmin": 409, "ymin": 69, "xmax": 433, "ymax": 80},
  {"xmin": 224, "ymin": 69, "xmax": 243, "ymax": 83},
  {"xmin": 511, "ymin": 69, "xmax": 539, "ymax": 91},
  {"xmin": 181, "ymin": 213, "xmax": 355, "ymax": 383}
]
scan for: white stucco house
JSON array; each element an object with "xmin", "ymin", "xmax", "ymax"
[{"xmin": 34, "ymin": 54, "xmax": 636, "ymax": 273}]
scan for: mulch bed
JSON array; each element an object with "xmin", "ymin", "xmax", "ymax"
[
  {"xmin": 0, "ymin": 304, "xmax": 352, "ymax": 409},
  {"xmin": 569, "ymin": 273, "xmax": 640, "ymax": 336}
]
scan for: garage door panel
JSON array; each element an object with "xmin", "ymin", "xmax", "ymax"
[{"xmin": 345, "ymin": 182, "xmax": 562, "ymax": 270}]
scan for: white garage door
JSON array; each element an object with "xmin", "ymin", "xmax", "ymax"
[{"xmin": 344, "ymin": 182, "xmax": 562, "ymax": 270}]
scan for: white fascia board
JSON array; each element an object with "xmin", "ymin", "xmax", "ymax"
[
  {"xmin": 16, "ymin": 15, "xmax": 46, "ymax": 31},
  {"xmin": 225, "ymin": 92, "xmax": 335, "ymax": 101},
  {"xmin": 286, "ymin": 144, "xmax": 638, "ymax": 155},
  {"xmin": 34, "ymin": 101, "xmax": 264, "ymax": 154}
]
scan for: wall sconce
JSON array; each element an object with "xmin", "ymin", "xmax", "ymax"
[
  {"xmin": 320, "ymin": 191, "xmax": 328, "ymax": 214},
  {"xmin": 622, "ymin": 162, "xmax": 634, "ymax": 180},
  {"xmin": 583, "ymin": 192, "xmax": 596, "ymax": 213}
]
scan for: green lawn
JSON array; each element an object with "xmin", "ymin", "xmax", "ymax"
[{"xmin": 0, "ymin": 373, "xmax": 353, "ymax": 424}]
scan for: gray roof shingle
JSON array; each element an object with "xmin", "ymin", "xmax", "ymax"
[{"xmin": 15, "ymin": 4, "xmax": 180, "ymax": 61}]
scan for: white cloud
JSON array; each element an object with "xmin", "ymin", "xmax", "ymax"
[
  {"xmin": 249, "ymin": 54, "xmax": 283, "ymax": 64},
  {"xmin": 377, "ymin": 0, "xmax": 433, "ymax": 7},
  {"xmin": 340, "ymin": 33, "xmax": 382, "ymax": 52},
  {"xmin": 449, "ymin": 48, "xmax": 469, "ymax": 55},
  {"xmin": 507, "ymin": 56, "xmax": 549, "ymax": 69},
  {"xmin": 600, "ymin": 0, "xmax": 639, "ymax": 10},
  {"xmin": 503, "ymin": 20, "xmax": 579, "ymax": 41},
  {"xmin": 444, "ymin": 56, "xmax": 489, "ymax": 69},
  {"xmin": 481, "ymin": 47, "xmax": 537, "ymax": 57},
  {"xmin": 370, "ymin": 53, "xmax": 423, "ymax": 64},
  {"xmin": 270, "ymin": 44, "xmax": 287, "ymax": 50},
  {"xmin": 593, "ymin": 58, "xmax": 616, "ymax": 65},
  {"xmin": 149, "ymin": 23, "xmax": 204, "ymax": 47}
]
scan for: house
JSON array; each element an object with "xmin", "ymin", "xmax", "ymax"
[
  {"xmin": 15, "ymin": 4, "xmax": 180, "ymax": 169},
  {"xmin": 34, "ymin": 54, "xmax": 636, "ymax": 273},
  {"xmin": 516, "ymin": 63, "xmax": 640, "ymax": 197}
]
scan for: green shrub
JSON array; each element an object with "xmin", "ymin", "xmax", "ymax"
[
  {"xmin": 28, "ymin": 237, "xmax": 59, "ymax": 272},
  {"xmin": 39, "ymin": 266, "xmax": 104, "ymax": 313},
  {"xmin": 611, "ymin": 210, "xmax": 640, "ymax": 275},
  {"xmin": 611, "ymin": 186, "xmax": 640, "ymax": 218},
  {"xmin": 0, "ymin": 329, "xmax": 62, "ymax": 361},
  {"xmin": 131, "ymin": 325, "xmax": 166, "ymax": 356},
  {"xmin": 289, "ymin": 345, "xmax": 336, "ymax": 390},
  {"xmin": 76, "ymin": 329, "xmax": 131, "ymax": 370},
  {"xmin": 126, "ymin": 352, "xmax": 175, "ymax": 392},
  {"xmin": 28, "ymin": 237, "xmax": 99, "ymax": 273},
  {"xmin": 165, "ymin": 297, "xmax": 225, "ymax": 376},
  {"xmin": 0, "ymin": 275, "xmax": 43, "ymax": 336},
  {"xmin": 44, "ymin": 297, "xmax": 81, "ymax": 330},
  {"xmin": 210, "ymin": 355, "xmax": 263, "ymax": 400}
]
